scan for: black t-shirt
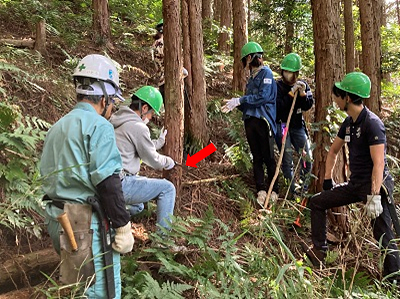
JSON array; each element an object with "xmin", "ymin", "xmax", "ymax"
[
  {"xmin": 337, "ymin": 106, "xmax": 388, "ymax": 183},
  {"xmin": 276, "ymin": 79, "xmax": 314, "ymax": 128}
]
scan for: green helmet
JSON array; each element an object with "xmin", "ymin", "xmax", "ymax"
[
  {"xmin": 241, "ymin": 42, "xmax": 263, "ymax": 59},
  {"xmin": 133, "ymin": 86, "xmax": 163, "ymax": 115},
  {"xmin": 280, "ymin": 53, "xmax": 302, "ymax": 72},
  {"xmin": 157, "ymin": 19, "xmax": 163, "ymax": 27},
  {"xmin": 334, "ymin": 72, "xmax": 371, "ymax": 98}
]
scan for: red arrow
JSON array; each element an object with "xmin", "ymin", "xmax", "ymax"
[{"xmin": 186, "ymin": 143, "xmax": 217, "ymax": 168}]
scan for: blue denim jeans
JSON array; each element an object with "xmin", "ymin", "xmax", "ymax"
[
  {"xmin": 121, "ymin": 175, "xmax": 175, "ymax": 231},
  {"xmin": 275, "ymin": 125, "xmax": 312, "ymax": 193}
]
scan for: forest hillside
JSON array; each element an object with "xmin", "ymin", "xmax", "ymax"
[{"xmin": 1, "ymin": 1, "xmax": 400, "ymax": 298}]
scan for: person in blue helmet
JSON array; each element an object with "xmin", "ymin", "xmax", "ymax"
[{"xmin": 40, "ymin": 54, "xmax": 134, "ymax": 298}]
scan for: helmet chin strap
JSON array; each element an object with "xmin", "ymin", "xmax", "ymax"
[{"xmin": 98, "ymin": 80, "xmax": 110, "ymax": 117}]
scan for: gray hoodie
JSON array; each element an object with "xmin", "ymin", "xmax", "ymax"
[{"xmin": 110, "ymin": 106, "xmax": 172, "ymax": 175}]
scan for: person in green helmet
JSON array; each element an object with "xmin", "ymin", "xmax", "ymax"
[
  {"xmin": 275, "ymin": 53, "xmax": 314, "ymax": 199},
  {"xmin": 303, "ymin": 72, "xmax": 400, "ymax": 284},
  {"xmin": 110, "ymin": 86, "xmax": 176, "ymax": 233},
  {"xmin": 222, "ymin": 41, "xmax": 279, "ymax": 207}
]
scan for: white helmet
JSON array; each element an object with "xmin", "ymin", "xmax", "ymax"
[{"xmin": 73, "ymin": 54, "xmax": 125, "ymax": 101}]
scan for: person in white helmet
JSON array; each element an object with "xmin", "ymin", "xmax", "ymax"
[{"xmin": 40, "ymin": 54, "xmax": 134, "ymax": 298}]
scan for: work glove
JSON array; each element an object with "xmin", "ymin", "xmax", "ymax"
[
  {"xmin": 221, "ymin": 98, "xmax": 241, "ymax": 113},
  {"xmin": 159, "ymin": 127, "xmax": 167, "ymax": 142},
  {"xmin": 164, "ymin": 156, "xmax": 176, "ymax": 170},
  {"xmin": 365, "ymin": 194, "xmax": 383, "ymax": 219},
  {"xmin": 289, "ymin": 81, "xmax": 307, "ymax": 97},
  {"xmin": 112, "ymin": 221, "xmax": 134, "ymax": 254},
  {"xmin": 322, "ymin": 179, "xmax": 334, "ymax": 191}
]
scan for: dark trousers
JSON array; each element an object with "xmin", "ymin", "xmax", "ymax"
[
  {"xmin": 309, "ymin": 180, "xmax": 400, "ymax": 278},
  {"xmin": 244, "ymin": 117, "xmax": 278, "ymax": 193}
]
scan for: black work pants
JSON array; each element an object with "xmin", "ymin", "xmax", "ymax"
[
  {"xmin": 244, "ymin": 117, "xmax": 278, "ymax": 193},
  {"xmin": 309, "ymin": 180, "xmax": 400, "ymax": 278}
]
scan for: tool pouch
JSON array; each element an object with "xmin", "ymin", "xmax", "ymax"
[{"xmin": 59, "ymin": 203, "xmax": 95, "ymax": 286}]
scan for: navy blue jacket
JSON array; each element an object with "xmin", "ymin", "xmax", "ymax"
[
  {"xmin": 276, "ymin": 79, "xmax": 314, "ymax": 129},
  {"xmin": 238, "ymin": 66, "xmax": 277, "ymax": 135}
]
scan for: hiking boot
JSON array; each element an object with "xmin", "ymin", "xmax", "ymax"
[
  {"xmin": 300, "ymin": 241, "xmax": 326, "ymax": 267},
  {"xmin": 257, "ymin": 190, "xmax": 267, "ymax": 208}
]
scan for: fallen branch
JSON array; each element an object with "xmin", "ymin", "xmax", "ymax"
[
  {"xmin": 0, "ymin": 39, "xmax": 35, "ymax": 48},
  {"xmin": 182, "ymin": 174, "xmax": 240, "ymax": 186}
]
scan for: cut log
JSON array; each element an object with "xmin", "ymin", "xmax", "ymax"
[{"xmin": 0, "ymin": 248, "xmax": 60, "ymax": 294}]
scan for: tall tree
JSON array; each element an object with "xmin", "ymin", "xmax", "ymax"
[
  {"xmin": 186, "ymin": 0, "xmax": 209, "ymax": 148},
  {"xmin": 284, "ymin": 20, "xmax": 294, "ymax": 54},
  {"xmin": 214, "ymin": 0, "xmax": 222, "ymax": 23},
  {"xmin": 359, "ymin": 0, "xmax": 382, "ymax": 113},
  {"xmin": 343, "ymin": 0, "xmax": 355, "ymax": 73},
  {"xmin": 232, "ymin": 0, "xmax": 248, "ymax": 92},
  {"xmin": 218, "ymin": 0, "xmax": 232, "ymax": 54},
  {"xmin": 202, "ymin": 0, "xmax": 212, "ymax": 30},
  {"xmin": 182, "ymin": 0, "xmax": 192, "ymax": 137},
  {"xmin": 311, "ymin": 0, "xmax": 348, "ymax": 235},
  {"xmin": 163, "ymin": 0, "xmax": 184, "ymax": 200},
  {"xmin": 92, "ymin": 0, "xmax": 111, "ymax": 47}
]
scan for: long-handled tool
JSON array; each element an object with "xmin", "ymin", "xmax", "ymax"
[
  {"xmin": 57, "ymin": 212, "xmax": 78, "ymax": 251},
  {"xmin": 263, "ymin": 91, "xmax": 299, "ymax": 209},
  {"xmin": 87, "ymin": 196, "xmax": 115, "ymax": 299}
]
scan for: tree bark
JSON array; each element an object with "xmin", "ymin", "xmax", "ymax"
[
  {"xmin": 213, "ymin": 0, "xmax": 222, "ymax": 23},
  {"xmin": 284, "ymin": 20, "xmax": 294, "ymax": 54},
  {"xmin": 311, "ymin": 0, "xmax": 349, "ymax": 236},
  {"xmin": 0, "ymin": 249, "xmax": 59, "ymax": 293},
  {"xmin": 182, "ymin": 0, "xmax": 192, "ymax": 138},
  {"xmin": 202, "ymin": 0, "xmax": 212, "ymax": 19},
  {"xmin": 92, "ymin": 0, "xmax": 112, "ymax": 48},
  {"xmin": 343, "ymin": 0, "xmax": 355, "ymax": 73},
  {"xmin": 218, "ymin": 0, "xmax": 232, "ymax": 54},
  {"xmin": 34, "ymin": 19, "xmax": 46, "ymax": 55},
  {"xmin": 187, "ymin": 0, "xmax": 209, "ymax": 148},
  {"xmin": 163, "ymin": 0, "xmax": 184, "ymax": 201},
  {"xmin": 232, "ymin": 0, "xmax": 248, "ymax": 92},
  {"xmin": 359, "ymin": 0, "xmax": 382, "ymax": 113}
]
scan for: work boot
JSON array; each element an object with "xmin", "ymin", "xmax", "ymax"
[
  {"xmin": 257, "ymin": 190, "xmax": 267, "ymax": 208},
  {"xmin": 300, "ymin": 241, "xmax": 326, "ymax": 267}
]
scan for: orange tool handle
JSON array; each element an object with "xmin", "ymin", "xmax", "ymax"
[{"xmin": 57, "ymin": 212, "xmax": 78, "ymax": 251}]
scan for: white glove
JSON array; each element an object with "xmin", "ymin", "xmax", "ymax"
[
  {"xmin": 221, "ymin": 98, "xmax": 241, "ymax": 113},
  {"xmin": 159, "ymin": 127, "xmax": 167, "ymax": 141},
  {"xmin": 365, "ymin": 194, "xmax": 383, "ymax": 219},
  {"xmin": 289, "ymin": 81, "xmax": 307, "ymax": 97},
  {"xmin": 164, "ymin": 156, "xmax": 175, "ymax": 170},
  {"xmin": 112, "ymin": 222, "xmax": 134, "ymax": 254}
]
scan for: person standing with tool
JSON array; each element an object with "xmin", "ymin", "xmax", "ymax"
[
  {"xmin": 40, "ymin": 54, "xmax": 134, "ymax": 298},
  {"xmin": 304, "ymin": 72, "xmax": 400, "ymax": 284},
  {"xmin": 110, "ymin": 86, "xmax": 176, "ymax": 233},
  {"xmin": 275, "ymin": 53, "xmax": 314, "ymax": 200},
  {"xmin": 222, "ymin": 41, "xmax": 279, "ymax": 208}
]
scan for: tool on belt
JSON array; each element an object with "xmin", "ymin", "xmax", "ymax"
[
  {"xmin": 87, "ymin": 196, "xmax": 116, "ymax": 299},
  {"xmin": 57, "ymin": 212, "xmax": 78, "ymax": 251}
]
